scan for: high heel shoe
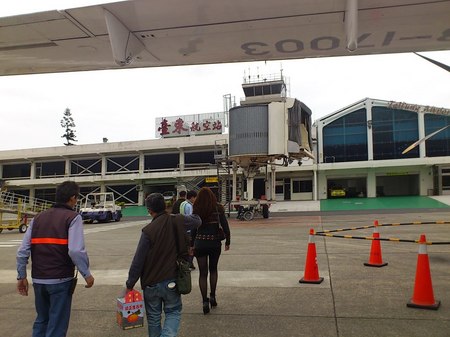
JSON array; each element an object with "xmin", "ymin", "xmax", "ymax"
[
  {"xmin": 209, "ymin": 296, "xmax": 217, "ymax": 308},
  {"xmin": 202, "ymin": 299, "xmax": 210, "ymax": 315}
]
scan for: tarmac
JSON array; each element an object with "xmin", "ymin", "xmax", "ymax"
[{"xmin": 1, "ymin": 199, "xmax": 450, "ymax": 337}]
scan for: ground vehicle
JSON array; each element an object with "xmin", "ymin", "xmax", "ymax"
[
  {"xmin": 330, "ymin": 187, "xmax": 346, "ymax": 198},
  {"xmin": 0, "ymin": 212, "xmax": 29, "ymax": 234},
  {"xmin": 79, "ymin": 192, "xmax": 122, "ymax": 223},
  {"xmin": 0, "ymin": 191, "xmax": 52, "ymax": 234},
  {"xmin": 235, "ymin": 201, "xmax": 270, "ymax": 221}
]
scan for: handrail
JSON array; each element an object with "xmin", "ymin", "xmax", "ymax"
[{"xmin": 0, "ymin": 190, "xmax": 54, "ymax": 215}]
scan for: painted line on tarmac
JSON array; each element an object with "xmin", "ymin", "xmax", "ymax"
[
  {"xmin": 0, "ymin": 269, "xmax": 329, "ymax": 288},
  {"xmin": 217, "ymin": 271, "xmax": 329, "ymax": 288},
  {"xmin": 0, "ymin": 239, "xmax": 23, "ymax": 248},
  {"xmin": 83, "ymin": 220, "xmax": 148, "ymax": 234},
  {"xmin": 0, "ymin": 223, "xmax": 147, "ymax": 248}
]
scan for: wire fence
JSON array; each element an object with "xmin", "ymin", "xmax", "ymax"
[{"xmin": 315, "ymin": 220, "xmax": 450, "ymax": 245}]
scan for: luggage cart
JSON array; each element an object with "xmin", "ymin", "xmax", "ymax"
[
  {"xmin": 232, "ymin": 199, "xmax": 271, "ymax": 221},
  {"xmin": 0, "ymin": 199, "xmax": 29, "ymax": 234},
  {"xmin": 0, "ymin": 191, "xmax": 53, "ymax": 234}
]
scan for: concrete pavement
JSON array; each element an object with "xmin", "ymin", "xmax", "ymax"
[{"xmin": 1, "ymin": 209, "xmax": 450, "ymax": 337}]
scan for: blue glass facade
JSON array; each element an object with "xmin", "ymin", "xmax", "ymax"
[
  {"xmin": 322, "ymin": 109, "xmax": 368, "ymax": 162},
  {"xmin": 372, "ymin": 107, "xmax": 419, "ymax": 160},
  {"xmin": 321, "ymin": 106, "xmax": 433, "ymax": 162},
  {"xmin": 424, "ymin": 114, "xmax": 450, "ymax": 157}
]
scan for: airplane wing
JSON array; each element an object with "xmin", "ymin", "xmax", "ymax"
[
  {"xmin": 402, "ymin": 125, "xmax": 450, "ymax": 155},
  {"xmin": 0, "ymin": 0, "xmax": 449, "ymax": 76},
  {"xmin": 414, "ymin": 52, "xmax": 450, "ymax": 72}
]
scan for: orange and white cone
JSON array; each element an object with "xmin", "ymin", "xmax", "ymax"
[
  {"xmin": 299, "ymin": 229, "xmax": 324, "ymax": 284},
  {"xmin": 364, "ymin": 220, "xmax": 388, "ymax": 268},
  {"xmin": 407, "ymin": 234, "xmax": 440, "ymax": 310}
]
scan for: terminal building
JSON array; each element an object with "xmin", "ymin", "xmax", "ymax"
[
  {"xmin": 316, "ymin": 99, "xmax": 450, "ymax": 199},
  {"xmin": 1, "ymin": 75, "xmax": 450, "ymax": 207}
]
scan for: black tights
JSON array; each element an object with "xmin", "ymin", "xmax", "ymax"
[{"xmin": 196, "ymin": 248, "xmax": 221, "ymax": 302}]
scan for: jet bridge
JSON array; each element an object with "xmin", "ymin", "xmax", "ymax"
[{"xmin": 228, "ymin": 73, "xmax": 313, "ymax": 210}]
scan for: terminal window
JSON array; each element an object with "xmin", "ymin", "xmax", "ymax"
[
  {"xmin": 322, "ymin": 109, "xmax": 368, "ymax": 162},
  {"xmin": 372, "ymin": 107, "xmax": 418, "ymax": 160}
]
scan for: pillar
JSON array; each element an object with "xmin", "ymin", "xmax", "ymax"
[
  {"xmin": 178, "ymin": 148, "xmax": 185, "ymax": 171},
  {"xmin": 101, "ymin": 155, "xmax": 106, "ymax": 178},
  {"xmin": 232, "ymin": 163, "xmax": 238, "ymax": 201},
  {"xmin": 367, "ymin": 169, "xmax": 376, "ymax": 198},
  {"xmin": 30, "ymin": 161, "xmax": 36, "ymax": 180}
]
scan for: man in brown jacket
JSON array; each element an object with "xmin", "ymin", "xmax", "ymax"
[{"xmin": 126, "ymin": 193, "xmax": 200, "ymax": 337}]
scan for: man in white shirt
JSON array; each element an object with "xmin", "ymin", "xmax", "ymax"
[
  {"xmin": 179, "ymin": 190, "xmax": 197, "ymax": 269},
  {"xmin": 180, "ymin": 190, "xmax": 197, "ymax": 216}
]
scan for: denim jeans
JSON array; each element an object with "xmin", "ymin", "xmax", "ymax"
[
  {"xmin": 32, "ymin": 280, "xmax": 73, "ymax": 337},
  {"xmin": 144, "ymin": 278, "xmax": 182, "ymax": 337}
]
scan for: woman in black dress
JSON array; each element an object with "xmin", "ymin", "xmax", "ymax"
[{"xmin": 191, "ymin": 187, "xmax": 231, "ymax": 314}]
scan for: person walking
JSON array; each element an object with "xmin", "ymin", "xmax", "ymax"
[
  {"xmin": 179, "ymin": 190, "xmax": 197, "ymax": 270},
  {"xmin": 191, "ymin": 187, "xmax": 231, "ymax": 314},
  {"xmin": 179, "ymin": 190, "xmax": 197, "ymax": 216},
  {"xmin": 16, "ymin": 180, "xmax": 95, "ymax": 337},
  {"xmin": 126, "ymin": 193, "xmax": 201, "ymax": 337},
  {"xmin": 171, "ymin": 190, "xmax": 186, "ymax": 214}
]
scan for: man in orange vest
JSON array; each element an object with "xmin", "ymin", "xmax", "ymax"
[{"xmin": 16, "ymin": 181, "xmax": 95, "ymax": 337}]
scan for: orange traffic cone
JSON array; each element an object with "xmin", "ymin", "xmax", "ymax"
[
  {"xmin": 299, "ymin": 229, "xmax": 324, "ymax": 284},
  {"xmin": 407, "ymin": 234, "xmax": 440, "ymax": 310},
  {"xmin": 364, "ymin": 220, "xmax": 388, "ymax": 267}
]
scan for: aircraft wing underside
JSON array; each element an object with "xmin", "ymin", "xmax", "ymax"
[{"xmin": 0, "ymin": 0, "xmax": 449, "ymax": 76}]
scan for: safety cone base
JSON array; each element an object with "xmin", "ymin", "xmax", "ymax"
[
  {"xmin": 299, "ymin": 277, "xmax": 324, "ymax": 284},
  {"xmin": 364, "ymin": 262, "xmax": 388, "ymax": 268},
  {"xmin": 407, "ymin": 299, "xmax": 440, "ymax": 310}
]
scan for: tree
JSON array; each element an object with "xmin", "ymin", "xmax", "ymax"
[{"xmin": 61, "ymin": 108, "xmax": 78, "ymax": 146}]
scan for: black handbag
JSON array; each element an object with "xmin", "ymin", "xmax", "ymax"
[
  {"xmin": 173, "ymin": 217, "xmax": 192, "ymax": 295},
  {"xmin": 217, "ymin": 227, "xmax": 226, "ymax": 241}
]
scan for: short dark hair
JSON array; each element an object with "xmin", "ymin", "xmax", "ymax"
[
  {"xmin": 179, "ymin": 190, "xmax": 187, "ymax": 198},
  {"xmin": 145, "ymin": 193, "xmax": 166, "ymax": 213},
  {"xmin": 55, "ymin": 181, "xmax": 79, "ymax": 203},
  {"xmin": 186, "ymin": 190, "xmax": 197, "ymax": 200}
]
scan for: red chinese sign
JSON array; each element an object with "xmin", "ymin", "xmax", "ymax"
[{"xmin": 156, "ymin": 115, "xmax": 224, "ymax": 138}]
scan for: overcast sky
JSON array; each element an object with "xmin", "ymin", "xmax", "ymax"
[{"xmin": 1, "ymin": 1, "xmax": 449, "ymax": 151}]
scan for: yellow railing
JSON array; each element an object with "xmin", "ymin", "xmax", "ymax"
[{"xmin": 0, "ymin": 190, "xmax": 53, "ymax": 216}]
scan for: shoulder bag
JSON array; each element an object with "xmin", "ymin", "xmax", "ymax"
[{"xmin": 172, "ymin": 216, "xmax": 192, "ymax": 295}]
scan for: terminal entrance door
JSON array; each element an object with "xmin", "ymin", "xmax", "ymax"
[
  {"xmin": 275, "ymin": 180, "xmax": 284, "ymax": 201},
  {"xmin": 376, "ymin": 175, "xmax": 419, "ymax": 196},
  {"xmin": 275, "ymin": 179, "xmax": 292, "ymax": 201},
  {"xmin": 436, "ymin": 166, "xmax": 450, "ymax": 195}
]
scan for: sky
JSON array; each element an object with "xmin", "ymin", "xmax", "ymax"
[{"xmin": 0, "ymin": 1, "xmax": 449, "ymax": 151}]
